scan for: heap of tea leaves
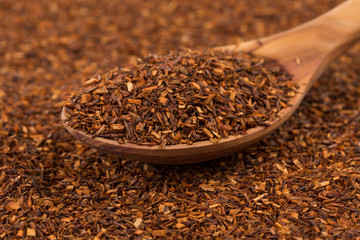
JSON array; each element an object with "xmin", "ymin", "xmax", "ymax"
[{"xmin": 65, "ymin": 49, "xmax": 297, "ymax": 147}]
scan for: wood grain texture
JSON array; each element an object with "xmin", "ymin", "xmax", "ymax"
[{"xmin": 62, "ymin": 0, "xmax": 360, "ymax": 164}]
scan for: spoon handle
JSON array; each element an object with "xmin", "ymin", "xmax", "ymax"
[
  {"xmin": 281, "ymin": 0, "xmax": 360, "ymax": 52},
  {"xmin": 248, "ymin": 0, "xmax": 360, "ymax": 88}
]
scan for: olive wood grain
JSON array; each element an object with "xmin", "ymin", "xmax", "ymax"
[{"xmin": 62, "ymin": 0, "xmax": 360, "ymax": 164}]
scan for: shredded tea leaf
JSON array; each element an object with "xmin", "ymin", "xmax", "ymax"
[
  {"xmin": 65, "ymin": 49, "xmax": 296, "ymax": 146},
  {"xmin": 1, "ymin": 0, "xmax": 360, "ymax": 239}
]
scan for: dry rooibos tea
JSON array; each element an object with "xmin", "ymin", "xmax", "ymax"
[
  {"xmin": 3, "ymin": 1, "xmax": 359, "ymax": 239},
  {"xmin": 65, "ymin": 49, "xmax": 296, "ymax": 146}
]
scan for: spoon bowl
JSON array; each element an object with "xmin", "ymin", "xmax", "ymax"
[{"xmin": 62, "ymin": 0, "xmax": 360, "ymax": 164}]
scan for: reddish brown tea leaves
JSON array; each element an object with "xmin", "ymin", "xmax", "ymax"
[
  {"xmin": 65, "ymin": 49, "xmax": 295, "ymax": 146},
  {"xmin": 1, "ymin": 0, "xmax": 359, "ymax": 239},
  {"xmin": 5, "ymin": 201, "xmax": 20, "ymax": 211}
]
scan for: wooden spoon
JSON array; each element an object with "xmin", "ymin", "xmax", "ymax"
[{"xmin": 62, "ymin": 0, "xmax": 360, "ymax": 164}]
